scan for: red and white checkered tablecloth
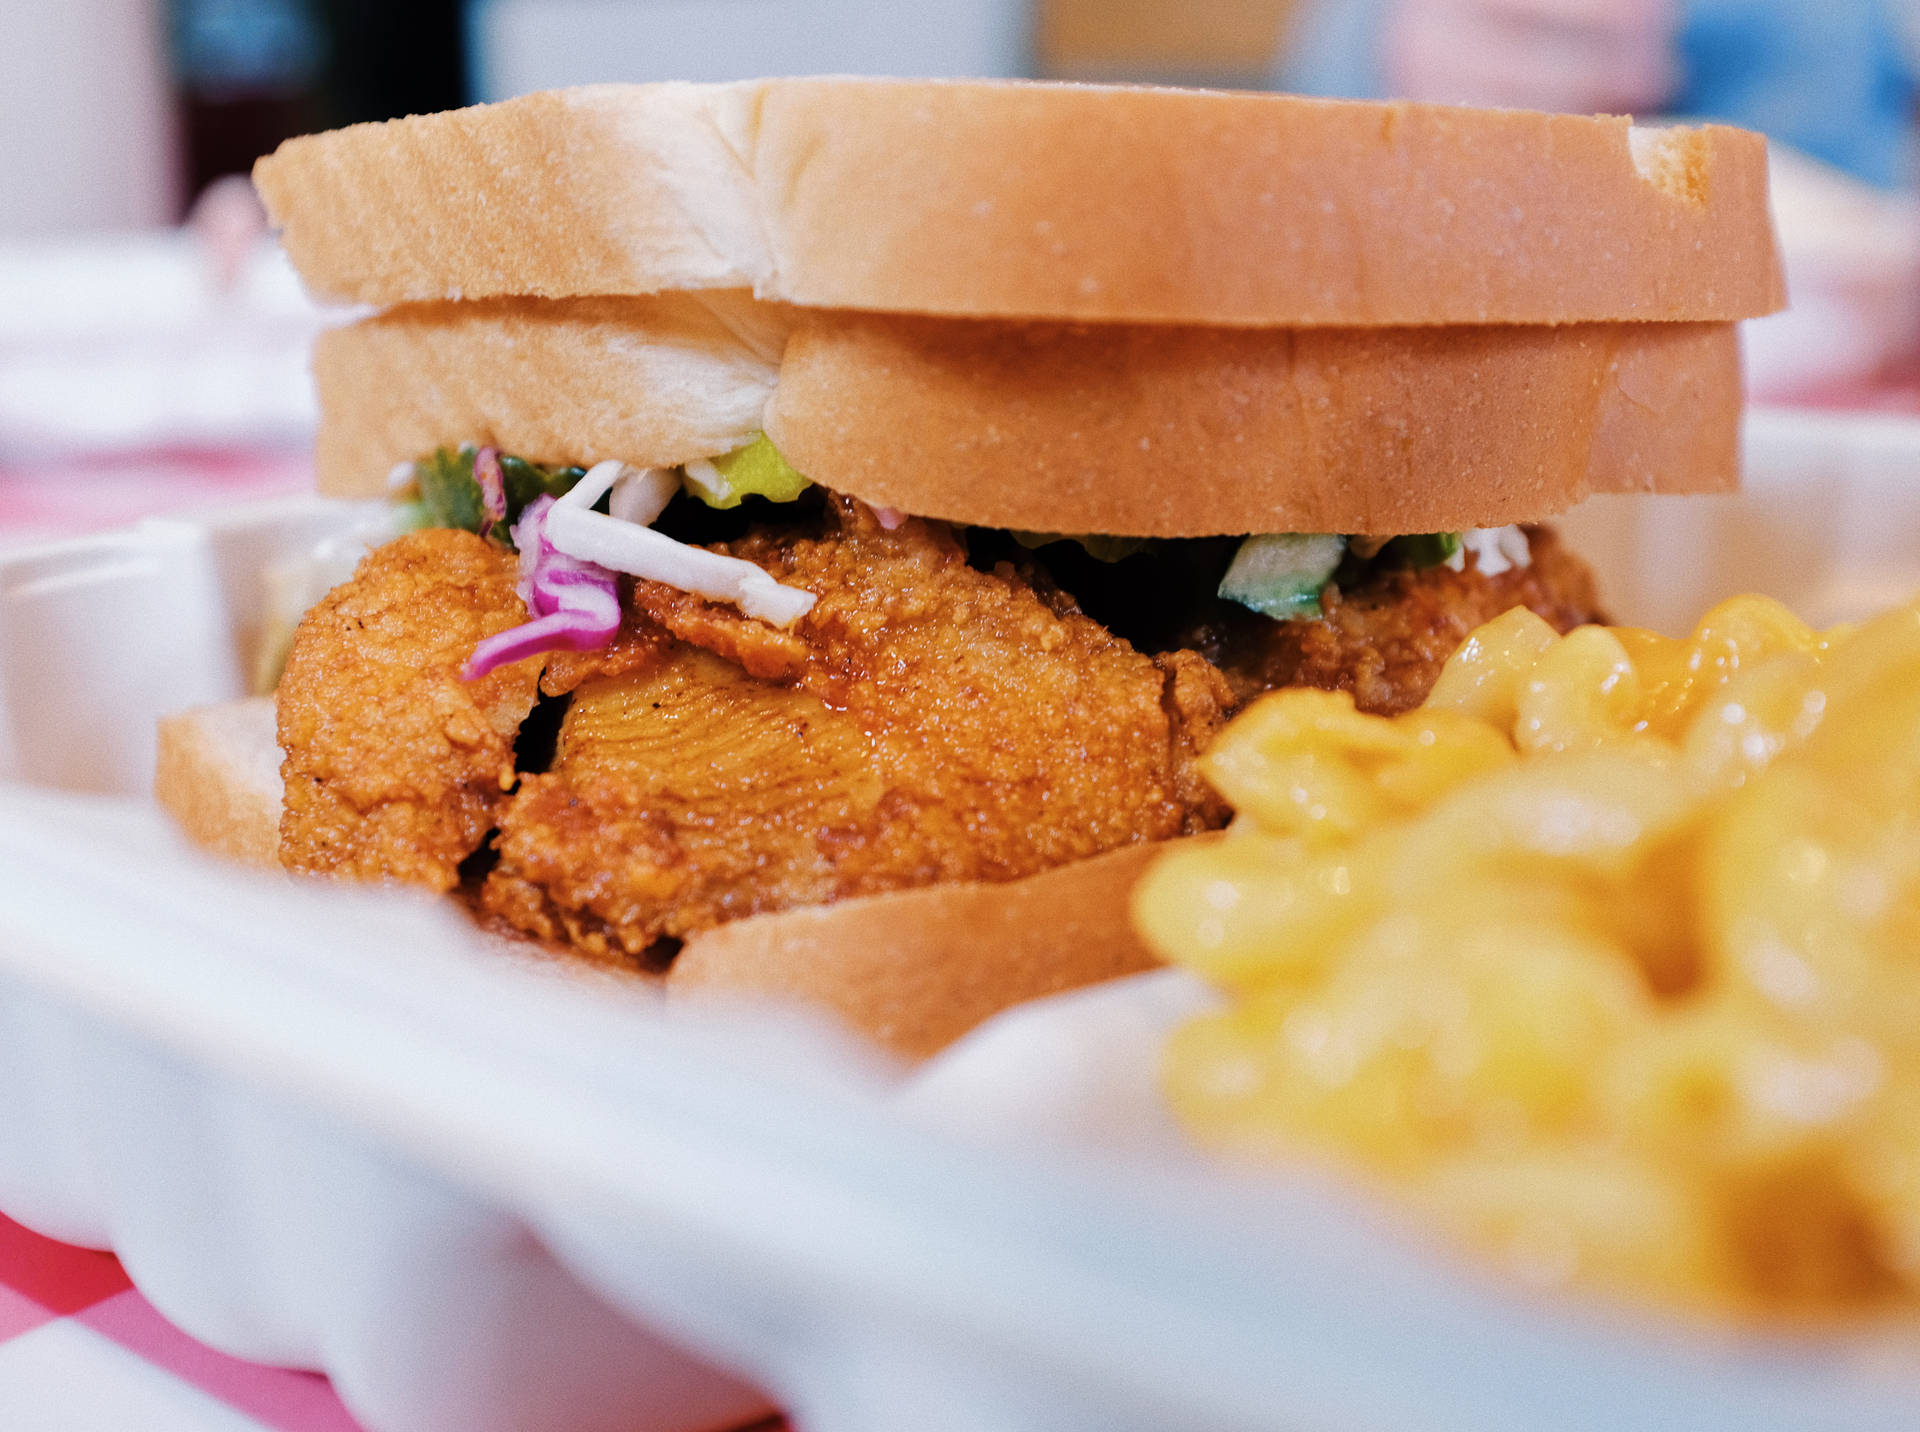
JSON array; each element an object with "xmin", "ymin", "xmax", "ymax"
[
  {"xmin": 0, "ymin": 1213, "xmax": 364, "ymax": 1431},
  {"xmin": 0, "ymin": 1212, "xmax": 791, "ymax": 1432},
  {"xmin": 0, "ymin": 447, "xmax": 372, "ymax": 1428},
  {"xmin": 0, "ymin": 449, "xmax": 313, "ymax": 547}
]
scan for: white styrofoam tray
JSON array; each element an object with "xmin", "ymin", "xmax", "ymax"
[{"xmin": 2, "ymin": 407, "xmax": 1920, "ymax": 1431}]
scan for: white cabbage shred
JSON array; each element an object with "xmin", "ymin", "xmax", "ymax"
[
  {"xmin": 544, "ymin": 460, "xmax": 817, "ymax": 627},
  {"xmin": 609, "ymin": 465, "xmax": 680, "ymax": 526},
  {"xmin": 1447, "ymin": 526, "xmax": 1532, "ymax": 578}
]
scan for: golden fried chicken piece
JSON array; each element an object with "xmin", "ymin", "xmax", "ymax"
[
  {"xmin": 1158, "ymin": 647, "xmax": 1235, "ymax": 818},
  {"xmin": 484, "ymin": 505, "xmax": 1232, "ymax": 957},
  {"xmin": 1195, "ymin": 526, "xmax": 1602, "ymax": 716},
  {"xmin": 277, "ymin": 528, "xmax": 542, "ymax": 889},
  {"xmin": 482, "ymin": 648, "xmax": 880, "ymax": 950}
]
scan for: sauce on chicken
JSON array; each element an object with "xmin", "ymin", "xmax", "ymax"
[
  {"xmin": 274, "ymin": 499, "xmax": 1601, "ymax": 968},
  {"xmin": 486, "ymin": 503, "xmax": 1232, "ymax": 956},
  {"xmin": 277, "ymin": 528, "xmax": 542, "ymax": 888}
]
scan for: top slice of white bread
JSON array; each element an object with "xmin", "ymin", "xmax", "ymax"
[{"xmin": 254, "ymin": 78, "xmax": 1786, "ymax": 326}]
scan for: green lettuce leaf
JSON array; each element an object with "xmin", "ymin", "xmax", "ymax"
[
  {"xmin": 406, "ymin": 447, "xmax": 585, "ymax": 546},
  {"xmin": 1386, "ymin": 532, "xmax": 1463, "ymax": 569},
  {"xmin": 1218, "ymin": 532, "xmax": 1347, "ymax": 620}
]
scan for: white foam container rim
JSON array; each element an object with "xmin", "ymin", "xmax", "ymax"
[{"xmin": 0, "ymin": 405, "xmax": 1919, "ymax": 1430}]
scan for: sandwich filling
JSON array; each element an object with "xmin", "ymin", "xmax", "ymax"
[{"xmin": 275, "ymin": 439, "xmax": 1602, "ymax": 967}]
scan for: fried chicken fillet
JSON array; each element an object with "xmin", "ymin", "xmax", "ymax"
[
  {"xmin": 486, "ymin": 502, "xmax": 1231, "ymax": 956},
  {"xmin": 276, "ymin": 503, "xmax": 1602, "ymax": 966},
  {"xmin": 277, "ymin": 528, "xmax": 542, "ymax": 888},
  {"xmin": 281, "ymin": 503, "xmax": 1237, "ymax": 955}
]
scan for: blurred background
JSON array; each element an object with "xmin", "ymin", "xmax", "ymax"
[{"xmin": 6, "ymin": 0, "xmax": 1920, "ymax": 541}]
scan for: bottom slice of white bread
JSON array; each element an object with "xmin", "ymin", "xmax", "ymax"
[
  {"xmin": 155, "ymin": 700, "xmax": 1179, "ymax": 1057},
  {"xmin": 156, "ymin": 698, "xmax": 283, "ymax": 867}
]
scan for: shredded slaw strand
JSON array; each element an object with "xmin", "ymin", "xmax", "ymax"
[
  {"xmin": 462, "ymin": 604, "xmax": 617, "ymax": 677},
  {"xmin": 474, "ymin": 446, "xmax": 507, "ymax": 538},
  {"xmin": 461, "ymin": 495, "xmax": 620, "ymax": 680},
  {"xmin": 543, "ymin": 503, "xmax": 816, "ymax": 627},
  {"xmin": 610, "ymin": 466, "xmax": 679, "ymax": 526},
  {"xmin": 546, "ymin": 460, "xmax": 816, "ymax": 627},
  {"xmin": 460, "ymin": 459, "xmax": 817, "ymax": 680},
  {"xmin": 560, "ymin": 460, "xmax": 623, "ymax": 510}
]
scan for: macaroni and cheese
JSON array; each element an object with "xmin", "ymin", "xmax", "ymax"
[{"xmin": 1138, "ymin": 594, "xmax": 1920, "ymax": 1311}]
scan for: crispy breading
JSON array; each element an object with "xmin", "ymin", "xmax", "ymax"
[
  {"xmin": 1158, "ymin": 646, "xmax": 1237, "ymax": 822},
  {"xmin": 277, "ymin": 528, "xmax": 541, "ymax": 889},
  {"xmin": 275, "ymin": 507, "xmax": 1596, "ymax": 960},
  {"xmin": 1191, "ymin": 526, "xmax": 1602, "ymax": 716},
  {"xmin": 483, "ymin": 505, "xmax": 1230, "ymax": 956}
]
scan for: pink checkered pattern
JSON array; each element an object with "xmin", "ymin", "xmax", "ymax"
[
  {"xmin": 0, "ymin": 1213, "xmax": 796, "ymax": 1432},
  {"xmin": 0, "ymin": 1212, "xmax": 365, "ymax": 1431},
  {"xmin": 0, "ymin": 445, "xmax": 361, "ymax": 1427},
  {"xmin": 0, "ymin": 448, "xmax": 312, "ymax": 547}
]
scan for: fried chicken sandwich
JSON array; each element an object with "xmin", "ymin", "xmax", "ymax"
[{"xmin": 156, "ymin": 80, "xmax": 1785, "ymax": 1056}]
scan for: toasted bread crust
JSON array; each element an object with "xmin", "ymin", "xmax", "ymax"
[
  {"xmin": 256, "ymin": 80, "xmax": 1785, "ymax": 325},
  {"xmin": 314, "ymin": 300, "xmax": 1740, "ymax": 536},
  {"xmin": 156, "ymin": 699, "xmax": 283, "ymax": 867},
  {"xmin": 667, "ymin": 840, "xmax": 1179, "ymax": 1060}
]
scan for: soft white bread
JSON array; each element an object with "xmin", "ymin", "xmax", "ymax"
[
  {"xmin": 314, "ymin": 298, "xmax": 1740, "ymax": 536},
  {"xmin": 312, "ymin": 291, "xmax": 790, "ymax": 491},
  {"xmin": 156, "ymin": 699, "xmax": 283, "ymax": 866},
  {"xmin": 255, "ymin": 79, "xmax": 1786, "ymax": 326},
  {"xmin": 156, "ymin": 699, "xmax": 1168, "ymax": 1057},
  {"xmin": 669, "ymin": 843, "xmax": 1171, "ymax": 1060}
]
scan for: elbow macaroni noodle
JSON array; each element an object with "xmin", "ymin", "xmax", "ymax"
[{"xmin": 1138, "ymin": 594, "xmax": 1920, "ymax": 1311}]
